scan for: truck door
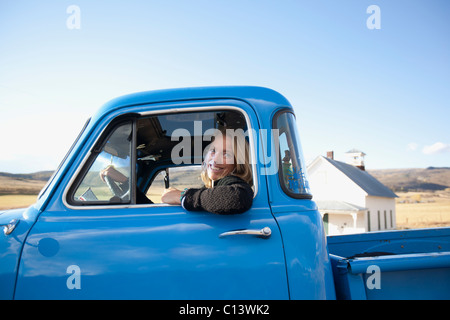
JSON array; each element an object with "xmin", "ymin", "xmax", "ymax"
[{"xmin": 14, "ymin": 107, "xmax": 289, "ymax": 299}]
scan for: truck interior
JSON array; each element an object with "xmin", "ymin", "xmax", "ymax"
[{"xmin": 69, "ymin": 109, "xmax": 250, "ymax": 205}]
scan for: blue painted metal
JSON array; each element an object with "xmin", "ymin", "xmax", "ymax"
[
  {"xmin": 330, "ymin": 254, "xmax": 367, "ymax": 300},
  {"xmin": 2, "ymin": 86, "xmax": 450, "ymax": 300},
  {"xmin": 0, "ymin": 206, "xmax": 41, "ymax": 299},
  {"xmin": 329, "ymin": 227, "xmax": 450, "ymax": 299},
  {"xmin": 347, "ymin": 251, "xmax": 450, "ymax": 274},
  {"xmin": 327, "ymin": 227, "xmax": 450, "ymax": 257},
  {"xmin": 12, "ymin": 88, "xmax": 294, "ymax": 299},
  {"xmin": 331, "ymin": 252, "xmax": 450, "ymax": 300},
  {"xmin": 269, "ymin": 203, "xmax": 337, "ymax": 299},
  {"xmin": 15, "ymin": 203, "xmax": 288, "ymax": 299}
]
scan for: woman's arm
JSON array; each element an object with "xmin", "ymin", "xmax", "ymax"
[
  {"xmin": 182, "ymin": 177, "xmax": 253, "ymax": 215},
  {"xmin": 161, "ymin": 187, "xmax": 182, "ymax": 204}
]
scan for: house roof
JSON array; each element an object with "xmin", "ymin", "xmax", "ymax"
[{"xmin": 322, "ymin": 156, "xmax": 398, "ymax": 198}]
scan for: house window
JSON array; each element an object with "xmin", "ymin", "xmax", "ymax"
[
  {"xmin": 367, "ymin": 211, "xmax": 371, "ymax": 231},
  {"xmin": 377, "ymin": 210, "xmax": 381, "ymax": 230},
  {"xmin": 273, "ymin": 110, "xmax": 311, "ymax": 199},
  {"xmin": 390, "ymin": 210, "xmax": 393, "ymax": 229},
  {"xmin": 323, "ymin": 213, "xmax": 329, "ymax": 235}
]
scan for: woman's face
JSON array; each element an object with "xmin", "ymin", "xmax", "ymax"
[{"xmin": 206, "ymin": 135, "xmax": 236, "ymax": 181}]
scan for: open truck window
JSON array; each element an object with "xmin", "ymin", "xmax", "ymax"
[
  {"xmin": 68, "ymin": 109, "xmax": 251, "ymax": 206},
  {"xmin": 71, "ymin": 121, "xmax": 133, "ymax": 204},
  {"xmin": 145, "ymin": 166, "xmax": 204, "ymax": 203}
]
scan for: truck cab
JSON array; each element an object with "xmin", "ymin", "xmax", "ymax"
[{"xmin": 1, "ymin": 86, "xmax": 335, "ymax": 299}]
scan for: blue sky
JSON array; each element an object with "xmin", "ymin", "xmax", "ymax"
[{"xmin": 0, "ymin": 0, "xmax": 449, "ymax": 173}]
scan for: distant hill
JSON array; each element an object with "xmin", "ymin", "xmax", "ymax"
[
  {"xmin": 0, "ymin": 171, "xmax": 54, "ymax": 181},
  {"xmin": 0, "ymin": 171, "xmax": 54, "ymax": 195},
  {"xmin": 368, "ymin": 167, "xmax": 450, "ymax": 192}
]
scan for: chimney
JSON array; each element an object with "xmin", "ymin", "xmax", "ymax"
[{"xmin": 326, "ymin": 151, "xmax": 334, "ymax": 160}]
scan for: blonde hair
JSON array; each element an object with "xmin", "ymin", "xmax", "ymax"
[{"xmin": 201, "ymin": 129, "xmax": 253, "ymax": 188}]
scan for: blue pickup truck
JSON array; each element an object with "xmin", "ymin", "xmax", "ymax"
[{"xmin": 1, "ymin": 86, "xmax": 449, "ymax": 300}]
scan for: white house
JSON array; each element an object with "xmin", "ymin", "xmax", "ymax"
[{"xmin": 307, "ymin": 150, "xmax": 397, "ymax": 235}]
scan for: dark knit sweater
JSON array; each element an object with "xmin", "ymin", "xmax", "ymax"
[{"xmin": 182, "ymin": 175, "xmax": 253, "ymax": 215}]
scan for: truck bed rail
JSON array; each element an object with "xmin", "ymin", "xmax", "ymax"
[{"xmin": 331, "ymin": 251, "xmax": 450, "ymax": 300}]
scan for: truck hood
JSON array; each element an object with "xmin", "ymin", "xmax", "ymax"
[
  {"xmin": 0, "ymin": 206, "xmax": 40, "ymax": 299},
  {"xmin": 0, "ymin": 206, "xmax": 40, "ymax": 237},
  {"xmin": 0, "ymin": 207, "xmax": 27, "ymax": 223}
]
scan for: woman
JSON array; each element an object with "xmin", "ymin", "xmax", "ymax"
[{"xmin": 161, "ymin": 130, "xmax": 254, "ymax": 214}]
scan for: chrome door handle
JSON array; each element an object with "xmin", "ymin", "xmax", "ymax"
[{"xmin": 219, "ymin": 227, "xmax": 271, "ymax": 238}]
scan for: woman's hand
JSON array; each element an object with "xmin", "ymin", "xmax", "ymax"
[
  {"xmin": 161, "ymin": 187, "xmax": 182, "ymax": 205},
  {"xmin": 100, "ymin": 165, "xmax": 128, "ymax": 183}
]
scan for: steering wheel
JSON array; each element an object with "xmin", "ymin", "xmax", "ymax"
[{"xmin": 104, "ymin": 175, "xmax": 128, "ymax": 200}]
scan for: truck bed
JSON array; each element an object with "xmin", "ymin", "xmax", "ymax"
[{"xmin": 327, "ymin": 227, "xmax": 450, "ymax": 299}]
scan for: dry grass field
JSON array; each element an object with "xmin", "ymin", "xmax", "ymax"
[
  {"xmin": 0, "ymin": 175, "xmax": 47, "ymax": 196},
  {"xmin": 0, "ymin": 194, "xmax": 40, "ymax": 210},
  {"xmin": 395, "ymin": 190, "xmax": 450, "ymax": 229},
  {"xmin": 0, "ymin": 174, "xmax": 47, "ymax": 210},
  {"xmin": 369, "ymin": 167, "xmax": 450, "ymax": 229}
]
